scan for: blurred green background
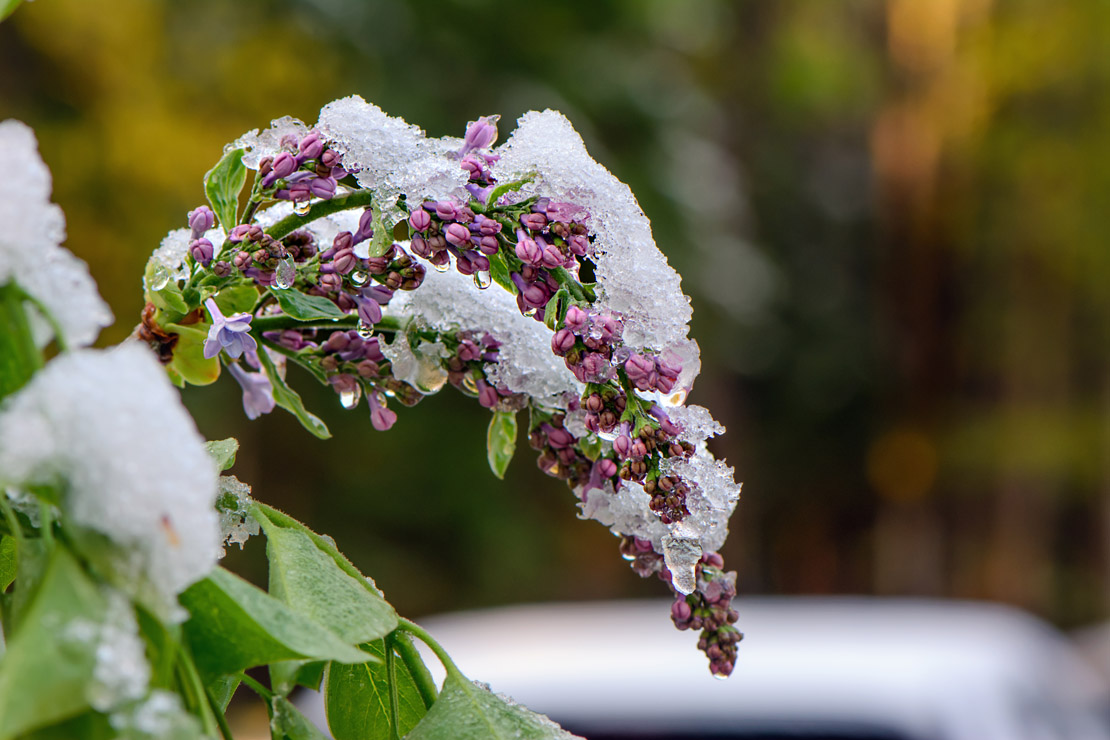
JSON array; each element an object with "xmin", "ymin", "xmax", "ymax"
[{"xmin": 3, "ymin": 0, "xmax": 1109, "ymax": 629}]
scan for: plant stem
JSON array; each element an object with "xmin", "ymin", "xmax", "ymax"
[
  {"xmin": 177, "ymin": 643, "xmax": 220, "ymax": 737},
  {"xmin": 393, "ymin": 631, "xmax": 438, "ymax": 709},
  {"xmin": 385, "ymin": 633, "xmax": 402, "ymax": 740},
  {"xmin": 266, "ymin": 190, "xmax": 376, "ymax": 240},
  {"xmin": 204, "ymin": 683, "xmax": 236, "ymax": 740},
  {"xmin": 250, "ymin": 314, "xmax": 359, "ymax": 334},
  {"xmin": 239, "ymin": 672, "xmax": 274, "ymax": 701},
  {"xmin": 397, "ymin": 618, "xmax": 463, "ymax": 679},
  {"xmin": 0, "ymin": 495, "xmax": 24, "ymax": 553}
]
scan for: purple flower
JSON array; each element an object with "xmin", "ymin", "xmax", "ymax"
[
  {"xmin": 353, "ymin": 209, "xmax": 375, "ymax": 244},
  {"xmin": 475, "ymin": 379, "xmax": 499, "ymax": 409},
  {"xmin": 369, "ymin": 392, "xmax": 397, "ymax": 431},
  {"xmin": 228, "ymin": 224, "xmax": 251, "ymax": 243},
  {"xmin": 227, "ymin": 362, "xmax": 275, "ymax": 420},
  {"xmin": 299, "ymin": 131, "xmax": 324, "ymax": 160},
  {"xmin": 445, "ymin": 223, "xmax": 471, "ymax": 248},
  {"xmin": 515, "ymin": 232, "xmax": 542, "ymax": 265},
  {"xmin": 355, "ymin": 286, "xmax": 392, "ymax": 326},
  {"xmin": 551, "ymin": 329, "xmax": 576, "ymax": 356},
  {"xmin": 624, "ymin": 354, "xmax": 656, "ymax": 389},
  {"xmin": 409, "ymin": 209, "xmax": 431, "ymax": 232},
  {"xmin": 458, "ymin": 114, "xmax": 500, "ymax": 156},
  {"xmin": 188, "ymin": 206, "xmax": 215, "ymax": 238},
  {"xmin": 564, "ymin": 305, "xmax": 589, "ymax": 333},
  {"xmin": 189, "ymin": 238, "xmax": 214, "ymax": 266},
  {"xmin": 520, "ymin": 212, "xmax": 547, "ymax": 231},
  {"xmin": 433, "ymin": 200, "xmax": 458, "ymax": 221},
  {"xmin": 310, "ymin": 177, "xmax": 337, "ymax": 199},
  {"xmin": 203, "ymin": 298, "xmax": 257, "ymax": 360}
]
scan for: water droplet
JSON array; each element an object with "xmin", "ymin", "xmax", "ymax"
[
  {"xmin": 620, "ymin": 551, "xmax": 635, "ymax": 562},
  {"xmin": 461, "ymin": 374, "xmax": 479, "ymax": 394},
  {"xmin": 523, "ymin": 306, "xmax": 538, "ymax": 317},
  {"xmin": 473, "ymin": 270, "xmax": 492, "ymax": 290},
  {"xmin": 293, "ymin": 200, "xmax": 311, "ymax": 216},
  {"xmin": 414, "ymin": 357, "xmax": 448, "ymax": 394},
  {"xmin": 356, "ymin": 319, "xmax": 373, "ymax": 339},
  {"xmin": 274, "ymin": 257, "xmax": 296, "ymax": 289},
  {"xmin": 597, "ymin": 428, "xmax": 619, "ymax": 442},
  {"xmin": 148, "ymin": 264, "xmax": 171, "ymax": 291},
  {"xmin": 545, "ymin": 461, "xmax": 561, "ymax": 476},
  {"xmin": 433, "ymin": 259, "xmax": 450, "ymax": 273},
  {"xmin": 712, "ymin": 672, "xmax": 730, "ymax": 682},
  {"xmin": 350, "ymin": 270, "xmax": 369, "ymax": 286},
  {"xmin": 339, "ymin": 385, "xmax": 362, "ymax": 410},
  {"xmin": 383, "ymin": 388, "xmax": 396, "ymax": 398}
]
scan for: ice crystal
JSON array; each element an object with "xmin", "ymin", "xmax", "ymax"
[
  {"xmin": 661, "ymin": 531, "xmax": 703, "ymax": 595},
  {"xmin": 317, "ymin": 96, "xmax": 468, "ymax": 206},
  {"xmin": 387, "ymin": 265, "xmax": 582, "ymax": 405},
  {"xmin": 144, "ymin": 225, "xmax": 225, "ymax": 292},
  {"xmin": 0, "ymin": 120, "xmax": 112, "ymax": 348},
  {"xmin": 666, "ymin": 404, "xmax": 725, "ymax": 448},
  {"xmin": 662, "ymin": 448, "xmax": 742, "ymax": 554},
  {"xmin": 578, "ymin": 482, "xmax": 668, "ymax": 550},
  {"xmin": 230, "ymin": 115, "xmax": 310, "ymax": 169},
  {"xmin": 0, "ymin": 345, "xmax": 220, "ymax": 616},
  {"xmin": 493, "ymin": 110, "xmax": 692, "ymax": 351},
  {"xmin": 216, "ymin": 475, "xmax": 259, "ymax": 557}
]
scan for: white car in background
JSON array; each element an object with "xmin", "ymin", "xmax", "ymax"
[{"xmin": 301, "ymin": 598, "xmax": 1110, "ymax": 739}]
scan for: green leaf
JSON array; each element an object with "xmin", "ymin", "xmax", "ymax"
[
  {"xmin": 214, "ymin": 284, "xmax": 260, "ymax": 316},
  {"xmin": 486, "ymin": 410, "xmax": 518, "ymax": 480},
  {"xmin": 487, "ymin": 252, "xmax": 514, "ymax": 294},
  {"xmin": 204, "ymin": 148, "xmax": 248, "ymax": 232},
  {"xmin": 178, "ymin": 567, "xmax": 374, "ymax": 679},
  {"xmin": 0, "ymin": 0, "xmax": 24, "ymax": 23},
  {"xmin": 256, "ymin": 509, "xmax": 398, "ymax": 646},
  {"xmin": 204, "ymin": 438, "xmax": 239, "ymax": 472},
  {"xmin": 269, "ymin": 288, "xmax": 346, "ymax": 321},
  {"xmin": 269, "ymin": 695, "xmax": 329, "ymax": 740},
  {"xmin": 0, "ymin": 536, "xmax": 16, "ymax": 592},
  {"xmin": 18, "ymin": 711, "xmax": 115, "ymax": 740},
  {"xmin": 256, "ymin": 346, "xmax": 331, "ymax": 439},
  {"xmin": 0, "ymin": 548, "xmax": 106, "ymax": 740},
  {"xmin": 270, "ymin": 660, "xmax": 325, "ymax": 696},
  {"xmin": 406, "ymin": 672, "xmax": 582, "ymax": 740},
  {"xmin": 165, "ymin": 322, "xmax": 221, "ymax": 386},
  {"xmin": 325, "ymin": 639, "xmax": 427, "ymax": 740},
  {"xmin": 208, "ymin": 674, "xmax": 242, "ymax": 713},
  {"xmin": 578, "ymin": 433, "xmax": 603, "ymax": 462},
  {"xmin": 485, "ymin": 177, "xmax": 532, "ymax": 208},
  {"xmin": 543, "ymin": 289, "xmax": 568, "ymax": 330},
  {"xmin": 151, "ymin": 281, "xmax": 190, "ymax": 317},
  {"xmin": 0, "ymin": 283, "xmax": 43, "ymax": 401}
]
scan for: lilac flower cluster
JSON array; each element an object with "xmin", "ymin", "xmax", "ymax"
[
  {"xmin": 256, "ymin": 130, "xmax": 346, "ymax": 205},
  {"xmin": 670, "ymin": 553, "xmax": 743, "ymax": 677}
]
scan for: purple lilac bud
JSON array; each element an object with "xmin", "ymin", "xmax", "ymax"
[
  {"xmin": 369, "ymin": 392, "xmax": 397, "ymax": 431},
  {"xmin": 454, "ymin": 250, "xmax": 489, "ymax": 276},
  {"xmin": 465, "ymin": 182, "xmax": 496, "ymax": 203},
  {"xmin": 189, "ymin": 238, "xmax": 214, "ymax": 266},
  {"xmin": 474, "ymin": 214, "xmax": 502, "ymax": 236},
  {"xmin": 477, "ymin": 236, "xmax": 499, "ymax": 255},
  {"xmin": 650, "ymin": 405, "xmax": 682, "ymax": 437},
  {"xmin": 551, "ymin": 329, "xmax": 576, "ymax": 356},
  {"xmin": 597, "ymin": 458, "xmax": 618, "ymax": 478},
  {"xmin": 228, "ymin": 224, "xmax": 251, "ymax": 243},
  {"xmin": 409, "ymin": 208, "xmax": 431, "ymax": 232},
  {"xmin": 520, "ymin": 212, "xmax": 547, "ymax": 231},
  {"xmin": 227, "ymin": 362, "xmax": 276, "ymax": 420},
  {"xmin": 671, "ymin": 598, "xmax": 693, "ymax": 625},
  {"xmin": 356, "ymin": 294, "xmax": 382, "ymax": 325},
  {"xmin": 460, "ymin": 155, "xmax": 484, "ymax": 180},
  {"xmin": 539, "ymin": 238, "xmax": 564, "ymax": 269},
  {"xmin": 457, "ymin": 339, "xmax": 481, "ymax": 362},
  {"xmin": 299, "ymin": 131, "xmax": 324, "ymax": 160},
  {"xmin": 272, "ymin": 151, "xmax": 297, "ymax": 178},
  {"xmin": 545, "ymin": 201, "xmax": 589, "ymax": 222},
  {"xmin": 262, "ymin": 330, "xmax": 315, "ymax": 351},
  {"xmin": 545, "ymin": 425, "xmax": 575, "ymax": 449},
  {"xmin": 625, "ymin": 354, "xmax": 655, "ymax": 388},
  {"xmin": 564, "ymin": 305, "xmax": 589, "ymax": 333},
  {"xmin": 329, "ymin": 373, "xmax": 359, "ymax": 396},
  {"xmin": 567, "ymin": 234, "xmax": 589, "ymax": 256},
  {"xmin": 309, "ymin": 177, "xmax": 337, "ymax": 199},
  {"xmin": 459, "ymin": 114, "xmax": 499, "ymax": 156},
  {"xmin": 510, "ymin": 271, "xmax": 551, "ymax": 309},
  {"xmin": 515, "ymin": 229, "xmax": 542, "ymax": 264},
  {"xmin": 445, "ymin": 223, "xmax": 471, "ymax": 247},
  {"xmin": 353, "ymin": 209, "xmax": 374, "ymax": 244},
  {"xmin": 432, "ymin": 200, "xmax": 458, "ymax": 221},
  {"xmin": 203, "ymin": 298, "xmax": 257, "ymax": 360},
  {"xmin": 188, "ymin": 206, "xmax": 215, "ymax": 238},
  {"xmin": 476, "ymin": 379, "xmax": 499, "ymax": 409}
]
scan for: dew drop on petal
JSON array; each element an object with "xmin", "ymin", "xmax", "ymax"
[
  {"xmin": 274, "ymin": 257, "xmax": 296, "ymax": 289},
  {"xmin": 350, "ymin": 270, "xmax": 369, "ymax": 286},
  {"xmin": 523, "ymin": 306, "xmax": 538, "ymax": 317},
  {"xmin": 473, "ymin": 270, "xmax": 492, "ymax": 290},
  {"xmin": 461, "ymin": 374, "xmax": 479, "ymax": 394},
  {"xmin": 433, "ymin": 260, "xmax": 450, "ymax": 273},
  {"xmin": 293, "ymin": 200, "xmax": 311, "ymax": 216},
  {"xmin": 356, "ymin": 319, "xmax": 373, "ymax": 339}
]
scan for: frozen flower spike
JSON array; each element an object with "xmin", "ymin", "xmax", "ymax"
[
  {"xmin": 0, "ymin": 344, "xmax": 221, "ymax": 617},
  {"xmin": 0, "ymin": 120, "xmax": 112, "ymax": 348}
]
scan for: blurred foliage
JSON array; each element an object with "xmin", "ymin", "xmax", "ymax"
[{"xmin": 3, "ymin": 0, "xmax": 1110, "ymax": 628}]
